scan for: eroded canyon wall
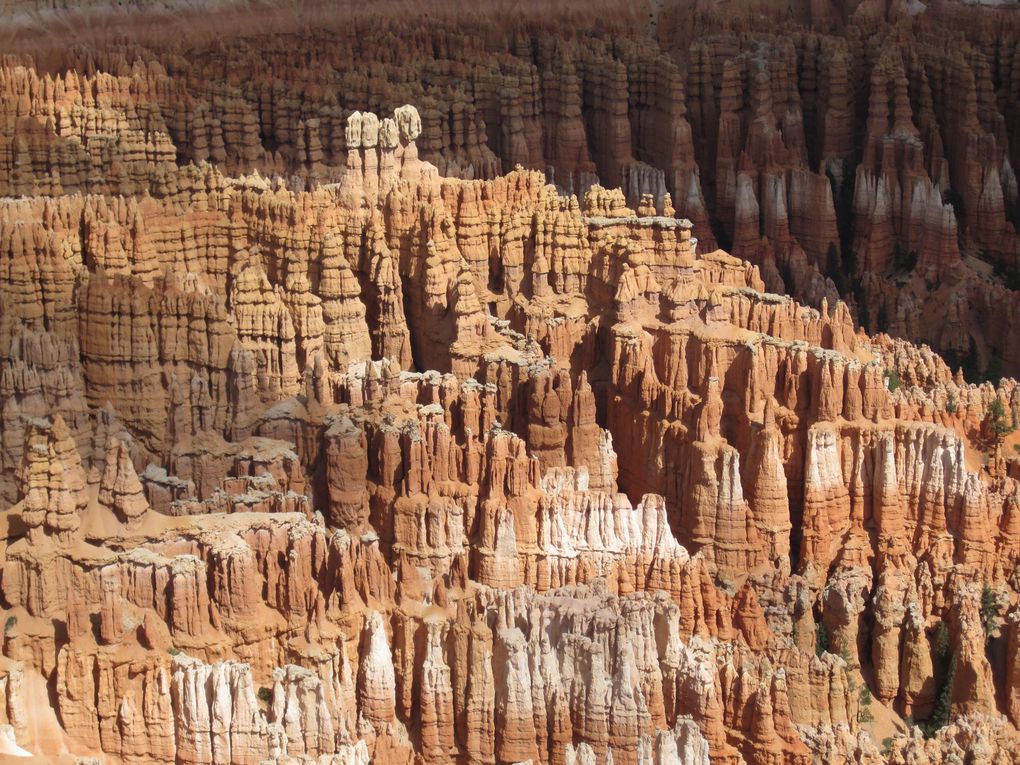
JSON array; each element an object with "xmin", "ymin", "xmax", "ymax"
[
  {"xmin": 2, "ymin": 0, "xmax": 1019, "ymax": 375},
  {"xmin": 1, "ymin": 2, "xmax": 1020, "ymax": 765}
]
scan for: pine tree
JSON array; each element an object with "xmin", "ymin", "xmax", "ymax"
[
  {"xmin": 921, "ymin": 655, "xmax": 956, "ymax": 738},
  {"xmin": 816, "ymin": 622, "xmax": 829, "ymax": 656},
  {"xmin": 986, "ymin": 398, "xmax": 1014, "ymax": 443},
  {"xmin": 981, "ymin": 585, "xmax": 999, "ymax": 637}
]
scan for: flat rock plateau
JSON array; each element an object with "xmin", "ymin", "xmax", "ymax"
[{"xmin": 1, "ymin": 0, "xmax": 1020, "ymax": 763}]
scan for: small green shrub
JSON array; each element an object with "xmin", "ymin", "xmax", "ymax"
[
  {"xmin": 981, "ymin": 585, "xmax": 999, "ymax": 638},
  {"xmin": 884, "ymin": 368, "xmax": 901, "ymax": 392},
  {"xmin": 858, "ymin": 684, "xmax": 874, "ymax": 723},
  {"xmin": 816, "ymin": 622, "xmax": 829, "ymax": 656},
  {"xmin": 3, "ymin": 616, "xmax": 16, "ymax": 634},
  {"xmin": 985, "ymin": 398, "xmax": 1014, "ymax": 443},
  {"xmin": 860, "ymin": 685, "xmax": 873, "ymax": 705},
  {"xmin": 920, "ymin": 654, "xmax": 956, "ymax": 738},
  {"xmin": 935, "ymin": 622, "xmax": 951, "ymax": 660},
  {"xmin": 257, "ymin": 686, "xmax": 273, "ymax": 704},
  {"xmin": 837, "ymin": 638, "xmax": 853, "ymax": 665}
]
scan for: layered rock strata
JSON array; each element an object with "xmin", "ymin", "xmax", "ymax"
[
  {"xmin": 2, "ymin": 0, "xmax": 1019, "ymax": 377},
  {"xmin": 1, "ymin": 6, "xmax": 1020, "ymax": 764}
]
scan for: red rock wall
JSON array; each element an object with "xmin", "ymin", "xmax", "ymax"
[{"xmin": 0, "ymin": 3, "xmax": 1020, "ymax": 765}]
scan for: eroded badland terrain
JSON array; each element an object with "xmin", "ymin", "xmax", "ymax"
[{"xmin": 1, "ymin": 0, "xmax": 1020, "ymax": 763}]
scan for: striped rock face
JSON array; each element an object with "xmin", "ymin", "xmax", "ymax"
[{"xmin": 2, "ymin": 3, "xmax": 1020, "ymax": 765}]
